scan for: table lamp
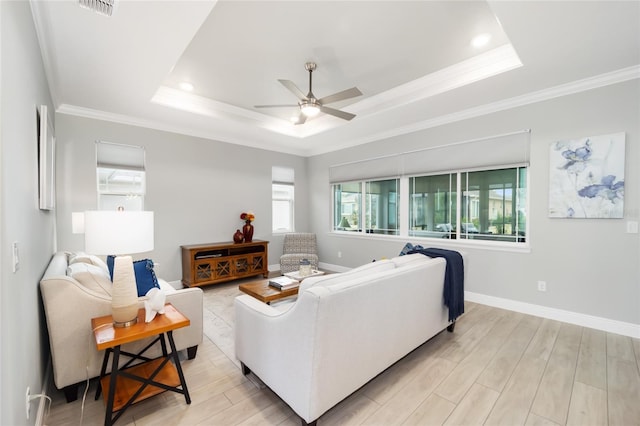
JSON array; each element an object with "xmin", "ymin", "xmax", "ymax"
[{"xmin": 84, "ymin": 210, "xmax": 154, "ymax": 327}]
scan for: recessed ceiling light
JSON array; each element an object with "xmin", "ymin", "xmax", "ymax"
[
  {"xmin": 179, "ymin": 82, "xmax": 194, "ymax": 92},
  {"xmin": 471, "ymin": 33, "xmax": 491, "ymax": 48}
]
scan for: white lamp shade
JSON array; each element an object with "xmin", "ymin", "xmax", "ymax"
[{"xmin": 84, "ymin": 211, "xmax": 154, "ymax": 255}]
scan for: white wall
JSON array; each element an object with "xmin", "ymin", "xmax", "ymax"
[
  {"xmin": 55, "ymin": 115, "xmax": 309, "ymax": 281},
  {"xmin": 308, "ymin": 79, "xmax": 640, "ymax": 329},
  {"xmin": 1, "ymin": 1, "xmax": 56, "ymax": 425}
]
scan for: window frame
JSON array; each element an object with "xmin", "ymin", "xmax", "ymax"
[
  {"xmin": 272, "ymin": 182, "xmax": 295, "ymax": 233},
  {"xmin": 331, "ymin": 163, "xmax": 530, "ymax": 251}
]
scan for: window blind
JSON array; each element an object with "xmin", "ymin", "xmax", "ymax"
[
  {"xmin": 96, "ymin": 141, "xmax": 145, "ymax": 171},
  {"xmin": 272, "ymin": 166, "xmax": 294, "ymax": 184},
  {"xmin": 329, "ymin": 130, "xmax": 530, "ymax": 183}
]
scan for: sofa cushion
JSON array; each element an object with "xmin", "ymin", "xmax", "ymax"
[
  {"xmin": 107, "ymin": 256, "xmax": 161, "ymax": 297},
  {"xmin": 299, "ymin": 259, "xmax": 395, "ymax": 293},
  {"xmin": 67, "ymin": 262, "xmax": 112, "ymax": 297},
  {"xmin": 68, "ymin": 252, "xmax": 109, "ymax": 273},
  {"xmin": 391, "ymin": 253, "xmax": 429, "ymax": 268}
]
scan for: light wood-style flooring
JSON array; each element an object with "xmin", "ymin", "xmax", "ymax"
[{"xmin": 44, "ymin": 299, "xmax": 640, "ymax": 425}]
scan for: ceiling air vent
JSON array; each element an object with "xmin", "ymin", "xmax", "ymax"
[{"xmin": 78, "ymin": 0, "xmax": 117, "ymax": 17}]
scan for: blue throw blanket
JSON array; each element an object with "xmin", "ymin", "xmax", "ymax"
[{"xmin": 408, "ymin": 247, "xmax": 464, "ymax": 322}]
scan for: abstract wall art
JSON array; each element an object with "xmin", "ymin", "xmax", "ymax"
[{"xmin": 549, "ymin": 132, "xmax": 625, "ymax": 218}]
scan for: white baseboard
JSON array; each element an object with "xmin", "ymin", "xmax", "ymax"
[{"xmin": 466, "ymin": 291, "xmax": 640, "ymax": 338}]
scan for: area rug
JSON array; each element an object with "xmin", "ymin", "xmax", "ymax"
[{"xmin": 201, "ymin": 281, "xmax": 244, "ymax": 367}]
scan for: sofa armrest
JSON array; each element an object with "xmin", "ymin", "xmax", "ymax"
[{"xmin": 41, "ymin": 259, "xmax": 203, "ymax": 392}]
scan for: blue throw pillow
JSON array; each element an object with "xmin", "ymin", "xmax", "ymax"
[{"xmin": 107, "ymin": 256, "xmax": 160, "ymax": 297}]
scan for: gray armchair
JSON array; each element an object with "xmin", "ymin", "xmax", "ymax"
[{"xmin": 280, "ymin": 233, "xmax": 319, "ymax": 274}]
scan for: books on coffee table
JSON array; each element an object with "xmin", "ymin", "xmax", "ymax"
[{"xmin": 268, "ymin": 276, "xmax": 299, "ymax": 291}]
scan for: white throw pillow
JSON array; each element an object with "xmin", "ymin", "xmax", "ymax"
[
  {"xmin": 67, "ymin": 262, "xmax": 112, "ymax": 297},
  {"xmin": 68, "ymin": 252, "xmax": 109, "ymax": 273}
]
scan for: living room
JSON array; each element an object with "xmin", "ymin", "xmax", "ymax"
[{"xmin": 2, "ymin": 1, "xmax": 639, "ymax": 425}]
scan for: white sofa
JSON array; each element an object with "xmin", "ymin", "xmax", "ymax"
[
  {"xmin": 40, "ymin": 251, "xmax": 203, "ymax": 402},
  {"xmin": 235, "ymin": 253, "xmax": 456, "ymax": 425}
]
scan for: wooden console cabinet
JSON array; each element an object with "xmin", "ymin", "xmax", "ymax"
[{"xmin": 181, "ymin": 240, "xmax": 269, "ymax": 287}]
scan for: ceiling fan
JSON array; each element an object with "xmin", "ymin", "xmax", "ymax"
[{"xmin": 255, "ymin": 62, "xmax": 362, "ymax": 125}]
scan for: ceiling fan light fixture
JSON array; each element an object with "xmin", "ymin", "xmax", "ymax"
[
  {"xmin": 300, "ymin": 103, "xmax": 320, "ymax": 117},
  {"xmin": 78, "ymin": 0, "xmax": 117, "ymax": 16}
]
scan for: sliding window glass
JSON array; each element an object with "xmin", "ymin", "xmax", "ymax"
[
  {"xmin": 365, "ymin": 179, "xmax": 399, "ymax": 235},
  {"xmin": 409, "ymin": 173, "xmax": 457, "ymax": 238},
  {"xmin": 333, "ymin": 182, "xmax": 361, "ymax": 231},
  {"xmin": 461, "ymin": 167, "xmax": 527, "ymax": 242}
]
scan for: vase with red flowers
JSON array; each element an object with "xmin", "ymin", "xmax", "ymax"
[{"xmin": 240, "ymin": 211, "xmax": 255, "ymax": 243}]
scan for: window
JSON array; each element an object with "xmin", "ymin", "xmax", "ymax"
[
  {"xmin": 333, "ymin": 182, "xmax": 361, "ymax": 231},
  {"xmin": 333, "ymin": 166, "xmax": 527, "ymax": 245},
  {"xmin": 272, "ymin": 167, "xmax": 294, "ymax": 233},
  {"xmin": 409, "ymin": 173, "xmax": 457, "ymax": 238},
  {"xmin": 461, "ymin": 167, "xmax": 527, "ymax": 242},
  {"xmin": 365, "ymin": 179, "xmax": 399, "ymax": 235},
  {"xmin": 96, "ymin": 141, "xmax": 145, "ymax": 211}
]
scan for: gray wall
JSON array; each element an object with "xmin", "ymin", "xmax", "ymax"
[
  {"xmin": 1, "ymin": 1, "xmax": 57, "ymax": 425},
  {"xmin": 55, "ymin": 115, "xmax": 309, "ymax": 282},
  {"xmin": 308, "ymin": 79, "xmax": 640, "ymax": 326}
]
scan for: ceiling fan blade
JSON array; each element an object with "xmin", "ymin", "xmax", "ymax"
[
  {"xmin": 254, "ymin": 104, "xmax": 298, "ymax": 108},
  {"xmin": 319, "ymin": 105, "xmax": 356, "ymax": 121},
  {"xmin": 318, "ymin": 87, "xmax": 362, "ymax": 105},
  {"xmin": 278, "ymin": 79, "xmax": 308, "ymax": 101}
]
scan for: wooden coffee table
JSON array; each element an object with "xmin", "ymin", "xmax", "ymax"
[{"xmin": 238, "ymin": 279, "xmax": 299, "ymax": 304}]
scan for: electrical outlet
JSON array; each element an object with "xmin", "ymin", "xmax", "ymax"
[
  {"xmin": 26, "ymin": 387, "xmax": 30, "ymax": 419},
  {"xmin": 537, "ymin": 281, "xmax": 547, "ymax": 292},
  {"xmin": 338, "ymin": 251, "xmax": 342, "ymax": 258}
]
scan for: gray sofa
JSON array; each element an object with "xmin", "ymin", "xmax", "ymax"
[{"xmin": 40, "ymin": 251, "xmax": 203, "ymax": 402}]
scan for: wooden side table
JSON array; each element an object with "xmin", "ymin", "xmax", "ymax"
[{"xmin": 92, "ymin": 304, "xmax": 191, "ymax": 426}]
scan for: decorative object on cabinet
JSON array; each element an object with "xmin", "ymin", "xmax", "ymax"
[
  {"xmin": 181, "ymin": 240, "xmax": 268, "ymax": 287},
  {"xmin": 233, "ymin": 229, "xmax": 244, "ymax": 244},
  {"xmin": 548, "ymin": 132, "xmax": 625, "ymax": 218},
  {"xmin": 240, "ymin": 211, "xmax": 255, "ymax": 242}
]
